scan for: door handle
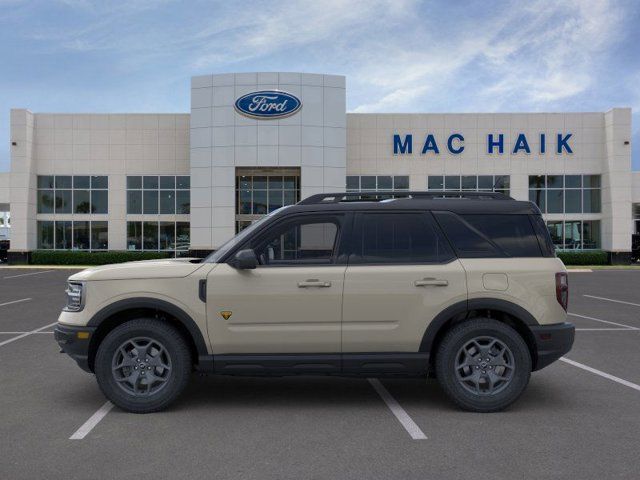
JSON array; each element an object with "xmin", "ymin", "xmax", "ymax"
[
  {"xmin": 414, "ymin": 278, "xmax": 449, "ymax": 287},
  {"xmin": 297, "ymin": 279, "xmax": 332, "ymax": 288}
]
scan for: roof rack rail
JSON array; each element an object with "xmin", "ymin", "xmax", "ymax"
[{"xmin": 297, "ymin": 191, "xmax": 513, "ymax": 205}]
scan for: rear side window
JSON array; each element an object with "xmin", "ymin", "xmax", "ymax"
[
  {"xmin": 350, "ymin": 212, "xmax": 454, "ymax": 264},
  {"xmin": 529, "ymin": 214, "xmax": 556, "ymax": 257},
  {"xmin": 433, "ymin": 212, "xmax": 501, "ymax": 257},
  {"xmin": 461, "ymin": 215, "xmax": 542, "ymax": 257}
]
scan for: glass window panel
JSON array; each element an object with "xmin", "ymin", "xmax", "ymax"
[
  {"xmin": 346, "ymin": 176, "xmax": 359, "ymax": 191},
  {"xmin": 55, "ymin": 176, "xmax": 72, "ymax": 189},
  {"xmin": 91, "ymin": 176, "xmax": 108, "ymax": 189},
  {"xmin": 159, "ymin": 222, "xmax": 175, "ymax": 250},
  {"xmin": 377, "ymin": 176, "xmax": 392, "ymax": 190},
  {"xmin": 238, "ymin": 190, "xmax": 252, "ymax": 214},
  {"xmin": 546, "ymin": 221, "xmax": 563, "ymax": 250},
  {"xmin": 176, "ymin": 190, "xmax": 190, "ymax": 214},
  {"xmin": 478, "ymin": 176, "xmax": 494, "ymax": 189},
  {"xmin": 564, "ymin": 221, "xmax": 582, "ymax": 250},
  {"xmin": 252, "ymin": 190, "xmax": 267, "ymax": 214},
  {"xmin": 360, "ymin": 176, "xmax": 376, "ymax": 190},
  {"xmin": 143, "ymin": 176, "xmax": 159, "ymax": 189},
  {"xmin": 55, "ymin": 221, "xmax": 73, "ymax": 249},
  {"xmin": 253, "ymin": 176, "xmax": 267, "ymax": 190},
  {"xmin": 55, "ymin": 189, "xmax": 72, "ymax": 214},
  {"xmin": 584, "ymin": 175, "xmax": 601, "ymax": 188},
  {"xmin": 268, "ymin": 190, "xmax": 283, "ymax": 212},
  {"xmin": 143, "ymin": 191, "xmax": 159, "ymax": 214},
  {"xmin": 160, "ymin": 176, "xmax": 175, "ymax": 189},
  {"xmin": 444, "ymin": 176, "xmax": 461, "ymax": 190},
  {"xmin": 547, "ymin": 175, "xmax": 563, "ymax": 188},
  {"xmin": 127, "ymin": 176, "xmax": 142, "ymax": 189},
  {"xmin": 74, "ymin": 190, "xmax": 91, "ymax": 214},
  {"xmin": 37, "ymin": 221, "xmax": 54, "ymax": 249},
  {"xmin": 73, "ymin": 176, "xmax": 90, "ymax": 188},
  {"xmin": 565, "ymin": 175, "xmax": 581, "ymax": 188},
  {"xmin": 256, "ymin": 220, "xmax": 339, "ymax": 264},
  {"xmin": 394, "ymin": 176, "xmax": 409, "ymax": 190},
  {"xmin": 529, "ymin": 175, "xmax": 545, "ymax": 188},
  {"xmin": 91, "ymin": 221, "xmax": 108, "ymax": 250},
  {"xmin": 38, "ymin": 175, "xmax": 54, "ymax": 189},
  {"xmin": 73, "ymin": 221, "xmax": 90, "ymax": 250},
  {"xmin": 143, "ymin": 222, "xmax": 159, "ymax": 250},
  {"xmin": 565, "ymin": 190, "xmax": 581, "ymax": 214},
  {"xmin": 583, "ymin": 189, "xmax": 601, "ymax": 213},
  {"xmin": 494, "ymin": 176, "xmax": 510, "ymax": 189},
  {"xmin": 37, "ymin": 190, "xmax": 54, "ymax": 213},
  {"xmin": 176, "ymin": 176, "xmax": 190, "ymax": 189},
  {"xmin": 547, "ymin": 190, "xmax": 563, "ymax": 213},
  {"xmin": 283, "ymin": 176, "xmax": 297, "ymax": 189},
  {"xmin": 127, "ymin": 191, "xmax": 142, "ymax": 214},
  {"xmin": 126, "ymin": 222, "xmax": 142, "ymax": 250},
  {"xmin": 283, "ymin": 190, "xmax": 297, "ymax": 206},
  {"xmin": 582, "ymin": 220, "xmax": 601, "ymax": 249},
  {"xmin": 160, "ymin": 191, "xmax": 175, "ymax": 214},
  {"xmin": 268, "ymin": 176, "xmax": 283, "ymax": 189},
  {"xmin": 238, "ymin": 175, "xmax": 251, "ymax": 190},
  {"xmin": 461, "ymin": 176, "xmax": 477, "ymax": 190},
  {"xmin": 463, "ymin": 214, "xmax": 541, "ymax": 257},
  {"xmin": 176, "ymin": 222, "xmax": 190, "ymax": 251},
  {"xmin": 428, "ymin": 176, "xmax": 444, "ymax": 190},
  {"xmin": 91, "ymin": 190, "xmax": 108, "ymax": 214}
]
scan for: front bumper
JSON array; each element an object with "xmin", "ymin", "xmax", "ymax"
[
  {"xmin": 530, "ymin": 322, "xmax": 575, "ymax": 371},
  {"xmin": 54, "ymin": 323, "xmax": 96, "ymax": 373}
]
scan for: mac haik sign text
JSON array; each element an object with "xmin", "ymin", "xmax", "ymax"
[{"xmin": 393, "ymin": 133, "xmax": 573, "ymax": 155}]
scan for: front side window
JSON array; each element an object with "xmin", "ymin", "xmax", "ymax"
[
  {"xmin": 251, "ymin": 216, "xmax": 341, "ymax": 266},
  {"xmin": 351, "ymin": 213, "xmax": 454, "ymax": 264}
]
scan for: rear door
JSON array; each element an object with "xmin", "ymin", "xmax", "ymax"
[{"xmin": 341, "ymin": 211, "xmax": 467, "ymax": 353}]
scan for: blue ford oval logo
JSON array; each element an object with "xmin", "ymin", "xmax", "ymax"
[{"xmin": 234, "ymin": 90, "xmax": 302, "ymax": 119}]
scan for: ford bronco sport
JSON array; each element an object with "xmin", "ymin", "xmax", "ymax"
[{"xmin": 55, "ymin": 191, "xmax": 574, "ymax": 413}]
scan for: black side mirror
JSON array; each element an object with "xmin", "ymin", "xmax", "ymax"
[{"xmin": 230, "ymin": 249, "xmax": 258, "ymax": 270}]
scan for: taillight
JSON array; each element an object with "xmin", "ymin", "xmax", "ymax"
[{"xmin": 555, "ymin": 272, "xmax": 569, "ymax": 311}]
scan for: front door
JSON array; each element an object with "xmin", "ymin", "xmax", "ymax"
[{"xmin": 206, "ymin": 213, "xmax": 347, "ymax": 354}]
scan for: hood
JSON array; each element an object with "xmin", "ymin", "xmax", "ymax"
[{"xmin": 68, "ymin": 258, "xmax": 206, "ymax": 281}]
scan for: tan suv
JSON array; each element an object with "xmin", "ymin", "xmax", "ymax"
[{"xmin": 54, "ymin": 191, "xmax": 574, "ymax": 413}]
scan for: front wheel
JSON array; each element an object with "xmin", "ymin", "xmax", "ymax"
[
  {"xmin": 435, "ymin": 319, "xmax": 531, "ymax": 412},
  {"xmin": 95, "ymin": 319, "xmax": 192, "ymax": 413}
]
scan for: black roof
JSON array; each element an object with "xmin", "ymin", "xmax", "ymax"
[{"xmin": 286, "ymin": 191, "xmax": 541, "ymax": 215}]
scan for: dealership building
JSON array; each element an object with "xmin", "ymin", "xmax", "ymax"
[{"xmin": 0, "ymin": 71, "xmax": 639, "ymax": 263}]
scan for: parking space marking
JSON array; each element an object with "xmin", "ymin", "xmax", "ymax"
[
  {"xmin": 3, "ymin": 270, "xmax": 54, "ymax": 279},
  {"xmin": 575, "ymin": 328, "xmax": 640, "ymax": 331},
  {"xmin": 0, "ymin": 331, "xmax": 53, "ymax": 334},
  {"xmin": 0, "ymin": 298, "xmax": 32, "ymax": 308},
  {"xmin": 69, "ymin": 401, "xmax": 114, "ymax": 440},
  {"xmin": 569, "ymin": 312, "xmax": 639, "ymax": 330},
  {"xmin": 368, "ymin": 378, "xmax": 427, "ymax": 440},
  {"xmin": 561, "ymin": 357, "xmax": 640, "ymax": 393},
  {"xmin": 0, "ymin": 322, "xmax": 58, "ymax": 347},
  {"xmin": 583, "ymin": 294, "xmax": 640, "ymax": 308}
]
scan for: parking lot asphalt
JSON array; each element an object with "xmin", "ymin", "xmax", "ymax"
[{"xmin": 1, "ymin": 267, "xmax": 640, "ymax": 479}]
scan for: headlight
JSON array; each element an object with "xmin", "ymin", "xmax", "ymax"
[{"xmin": 64, "ymin": 282, "xmax": 84, "ymax": 312}]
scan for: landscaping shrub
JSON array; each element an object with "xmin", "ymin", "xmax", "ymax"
[
  {"xmin": 556, "ymin": 250, "xmax": 608, "ymax": 266},
  {"xmin": 30, "ymin": 250, "xmax": 173, "ymax": 266}
]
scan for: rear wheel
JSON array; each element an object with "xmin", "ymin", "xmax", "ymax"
[
  {"xmin": 435, "ymin": 318, "xmax": 531, "ymax": 412},
  {"xmin": 95, "ymin": 319, "xmax": 192, "ymax": 413}
]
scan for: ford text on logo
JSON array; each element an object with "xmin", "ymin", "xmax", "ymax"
[{"xmin": 234, "ymin": 90, "xmax": 302, "ymax": 119}]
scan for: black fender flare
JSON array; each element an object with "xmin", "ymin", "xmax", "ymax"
[
  {"xmin": 419, "ymin": 298, "xmax": 539, "ymax": 353},
  {"xmin": 87, "ymin": 297, "xmax": 209, "ymax": 356}
]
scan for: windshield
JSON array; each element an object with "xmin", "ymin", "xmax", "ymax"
[{"xmin": 204, "ymin": 206, "xmax": 292, "ymax": 263}]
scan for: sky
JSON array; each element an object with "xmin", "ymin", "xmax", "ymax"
[{"xmin": 1, "ymin": 0, "xmax": 639, "ymax": 171}]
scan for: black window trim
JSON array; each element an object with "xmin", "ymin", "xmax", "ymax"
[{"xmin": 346, "ymin": 210, "xmax": 457, "ymax": 266}]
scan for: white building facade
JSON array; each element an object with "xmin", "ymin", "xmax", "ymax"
[{"xmin": 0, "ymin": 72, "xmax": 638, "ymax": 263}]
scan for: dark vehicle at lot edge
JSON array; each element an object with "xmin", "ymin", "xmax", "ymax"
[{"xmin": 55, "ymin": 191, "xmax": 575, "ymax": 413}]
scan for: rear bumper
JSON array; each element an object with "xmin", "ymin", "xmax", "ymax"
[
  {"xmin": 530, "ymin": 322, "xmax": 575, "ymax": 371},
  {"xmin": 54, "ymin": 323, "xmax": 96, "ymax": 373}
]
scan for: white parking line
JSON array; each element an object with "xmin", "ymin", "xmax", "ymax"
[
  {"xmin": 583, "ymin": 294, "xmax": 640, "ymax": 308},
  {"xmin": 3, "ymin": 270, "xmax": 54, "ymax": 279},
  {"xmin": 69, "ymin": 401, "xmax": 114, "ymax": 440},
  {"xmin": 368, "ymin": 378, "xmax": 427, "ymax": 440},
  {"xmin": 0, "ymin": 331, "xmax": 53, "ymax": 334},
  {"xmin": 575, "ymin": 328, "xmax": 640, "ymax": 331},
  {"xmin": 569, "ymin": 312, "xmax": 639, "ymax": 330},
  {"xmin": 0, "ymin": 322, "xmax": 58, "ymax": 347},
  {"xmin": 0, "ymin": 298, "xmax": 32, "ymax": 308},
  {"xmin": 561, "ymin": 357, "xmax": 640, "ymax": 393}
]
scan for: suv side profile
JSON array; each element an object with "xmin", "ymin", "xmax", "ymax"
[{"xmin": 55, "ymin": 191, "xmax": 574, "ymax": 413}]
